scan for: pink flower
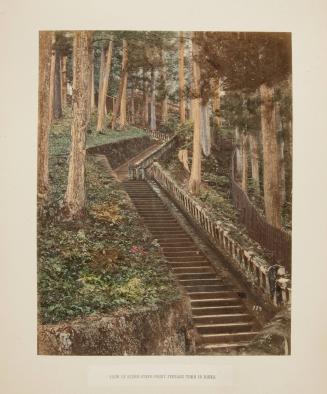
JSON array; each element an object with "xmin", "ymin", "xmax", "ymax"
[{"xmin": 130, "ymin": 245, "xmax": 146, "ymax": 255}]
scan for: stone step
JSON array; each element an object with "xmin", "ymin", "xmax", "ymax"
[
  {"xmin": 124, "ymin": 191, "xmax": 155, "ymax": 194},
  {"xmin": 161, "ymin": 246, "xmax": 199, "ymax": 252},
  {"xmin": 122, "ymin": 177, "xmax": 261, "ymax": 354},
  {"xmin": 176, "ymin": 272, "xmax": 217, "ymax": 280},
  {"xmin": 163, "ymin": 250, "xmax": 204, "ymax": 257},
  {"xmin": 150, "ymin": 228, "xmax": 184, "ymax": 233},
  {"xmin": 131, "ymin": 198, "xmax": 161, "ymax": 201},
  {"xmin": 191, "ymin": 297, "xmax": 243, "ymax": 307},
  {"xmin": 188, "ymin": 290, "xmax": 239, "ymax": 300},
  {"xmin": 198, "ymin": 331, "xmax": 259, "ymax": 344},
  {"xmin": 165, "ymin": 255, "xmax": 207, "ymax": 262},
  {"xmin": 184, "ymin": 284, "xmax": 234, "ymax": 292},
  {"xmin": 193, "ymin": 313, "xmax": 252, "ymax": 325},
  {"xmin": 140, "ymin": 214, "xmax": 174, "ymax": 219},
  {"xmin": 159, "ymin": 242, "xmax": 195, "ymax": 247},
  {"xmin": 154, "ymin": 236, "xmax": 192, "ymax": 241},
  {"xmin": 150, "ymin": 230, "xmax": 187, "ymax": 235},
  {"xmin": 143, "ymin": 219, "xmax": 178, "ymax": 224},
  {"xmin": 133, "ymin": 206, "xmax": 169, "ymax": 211},
  {"xmin": 192, "ymin": 305, "xmax": 246, "ymax": 316},
  {"xmin": 137, "ymin": 213, "xmax": 173, "ymax": 217},
  {"xmin": 179, "ymin": 278, "xmax": 225, "ymax": 286},
  {"xmin": 195, "ymin": 321, "xmax": 254, "ymax": 335},
  {"xmin": 168, "ymin": 261, "xmax": 211, "ymax": 268},
  {"xmin": 133, "ymin": 202, "xmax": 166, "ymax": 207},
  {"xmin": 172, "ymin": 267, "xmax": 214, "ymax": 274},
  {"xmin": 196, "ymin": 341, "xmax": 250, "ymax": 353}
]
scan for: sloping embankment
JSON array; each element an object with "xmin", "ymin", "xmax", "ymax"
[
  {"xmin": 38, "ymin": 299, "xmax": 194, "ymax": 356},
  {"xmin": 87, "ymin": 135, "xmax": 153, "ymax": 169}
]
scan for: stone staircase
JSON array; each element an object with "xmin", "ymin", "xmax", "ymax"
[{"xmin": 123, "ymin": 179, "xmax": 261, "ymax": 354}]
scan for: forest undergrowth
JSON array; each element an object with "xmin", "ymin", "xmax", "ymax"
[
  {"xmin": 38, "ymin": 114, "xmax": 181, "ymax": 325},
  {"xmin": 161, "ymin": 124, "xmax": 291, "ymax": 266}
]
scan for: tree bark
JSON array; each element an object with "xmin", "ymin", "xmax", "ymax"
[
  {"xmin": 61, "ymin": 55, "xmax": 67, "ymax": 108},
  {"xmin": 235, "ymin": 126, "xmax": 243, "ymax": 179},
  {"xmin": 119, "ymin": 52, "xmax": 128, "ymax": 129},
  {"xmin": 48, "ymin": 33, "xmax": 56, "ymax": 123},
  {"xmin": 130, "ymin": 87, "xmax": 135, "ymax": 124},
  {"xmin": 90, "ymin": 48, "xmax": 95, "ymax": 112},
  {"xmin": 249, "ymin": 131, "xmax": 260, "ymax": 194},
  {"xmin": 242, "ymin": 133, "xmax": 249, "ymax": 192},
  {"xmin": 260, "ymin": 83, "xmax": 281, "ymax": 228},
  {"xmin": 64, "ymin": 31, "xmax": 92, "ymax": 220},
  {"xmin": 161, "ymin": 49, "xmax": 168, "ymax": 124},
  {"xmin": 112, "ymin": 39, "xmax": 128, "ymax": 129},
  {"xmin": 275, "ymin": 102, "xmax": 286, "ymax": 205},
  {"xmin": 96, "ymin": 39, "xmax": 113, "ymax": 131},
  {"xmin": 53, "ymin": 48, "xmax": 62, "ymax": 119},
  {"xmin": 86, "ymin": 46, "xmax": 94, "ymax": 123},
  {"xmin": 200, "ymin": 101, "xmax": 211, "ymax": 157},
  {"xmin": 162, "ymin": 95, "xmax": 168, "ymax": 124},
  {"xmin": 178, "ymin": 32, "xmax": 186, "ymax": 123},
  {"xmin": 278, "ymin": 132, "xmax": 286, "ymax": 205},
  {"xmin": 189, "ymin": 99, "xmax": 193, "ymax": 121},
  {"xmin": 98, "ymin": 47, "xmax": 106, "ymax": 108},
  {"xmin": 284, "ymin": 119, "xmax": 292, "ymax": 203},
  {"xmin": 188, "ymin": 32, "xmax": 202, "ymax": 195},
  {"xmin": 143, "ymin": 69, "xmax": 149, "ymax": 128},
  {"xmin": 211, "ymin": 78, "xmax": 221, "ymax": 128},
  {"xmin": 150, "ymin": 68, "xmax": 156, "ymax": 131},
  {"xmin": 38, "ymin": 32, "xmax": 53, "ymax": 205}
]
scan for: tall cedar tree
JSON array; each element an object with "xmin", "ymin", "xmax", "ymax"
[
  {"xmin": 37, "ymin": 32, "xmax": 53, "ymax": 205},
  {"xmin": 197, "ymin": 32, "xmax": 291, "ymax": 228},
  {"xmin": 178, "ymin": 32, "xmax": 186, "ymax": 123},
  {"xmin": 96, "ymin": 39, "xmax": 113, "ymax": 131},
  {"xmin": 188, "ymin": 32, "xmax": 202, "ymax": 194},
  {"xmin": 111, "ymin": 38, "xmax": 128, "ymax": 129},
  {"xmin": 64, "ymin": 31, "xmax": 92, "ymax": 219}
]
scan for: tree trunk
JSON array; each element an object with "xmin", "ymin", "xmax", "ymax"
[
  {"xmin": 112, "ymin": 39, "xmax": 128, "ymax": 129},
  {"xmin": 189, "ymin": 99, "xmax": 193, "ymax": 121},
  {"xmin": 119, "ymin": 47, "xmax": 128, "ymax": 129},
  {"xmin": 178, "ymin": 32, "xmax": 186, "ymax": 123},
  {"xmin": 61, "ymin": 55, "xmax": 67, "ymax": 108},
  {"xmin": 242, "ymin": 133, "xmax": 249, "ymax": 192},
  {"xmin": 86, "ymin": 47, "xmax": 93, "ymax": 123},
  {"xmin": 143, "ymin": 69, "xmax": 149, "ymax": 128},
  {"xmin": 200, "ymin": 101, "xmax": 211, "ymax": 157},
  {"xmin": 48, "ymin": 33, "xmax": 56, "ymax": 124},
  {"xmin": 150, "ymin": 68, "xmax": 156, "ymax": 131},
  {"xmin": 188, "ymin": 32, "xmax": 202, "ymax": 195},
  {"xmin": 287, "ymin": 120, "xmax": 293, "ymax": 162},
  {"xmin": 260, "ymin": 83, "xmax": 281, "ymax": 228},
  {"xmin": 278, "ymin": 133, "xmax": 286, "ymax": 205},
  {"xmin": 98, "ymin": 47, "xmax": 106, "ymax": 107},
  {"xmin": 275, "ymin": 102, "xmax": 286, "ymax": 205},
  {"xmin": 131, "ymin": 87, "xmax": 135, "ymax": 124},
  {"xmin": 161, "ymin": 50, "xmax": 168, "ymax": 124},
  {"xmin": 53, "ymin": 48, "xmax": 62, "ymax": 119},
  {"xmin": 64, "ymin": 31, "xmax": 92, "ymax": 220},
  {"xmin": 96, "ymin": 39, "xmax": 113, "ymax": 131},
  {"xmin": 211, "ymin": 78, "xmax": 221, "ymax": 128},
  {"xmin": 284, "ymin": 119, "xmax": 292, "ymax": 203},
  {"xmin": 90, "ymin": 49, "xmax": 95, "ymax": 112},
  {"xmin": 144, "ymin": 92, "xmax": 149, "ymax": 128},
  {"xmin": 38, "ymin": 32, "xmax": 53, "ymax": 205},
  {"xmin": 249, "ymin": 131, "xmax": 260, "ymax": 194},
  {"xmin": 235, "ymin": 126, "xmax": 243, "ymax": 179}
]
